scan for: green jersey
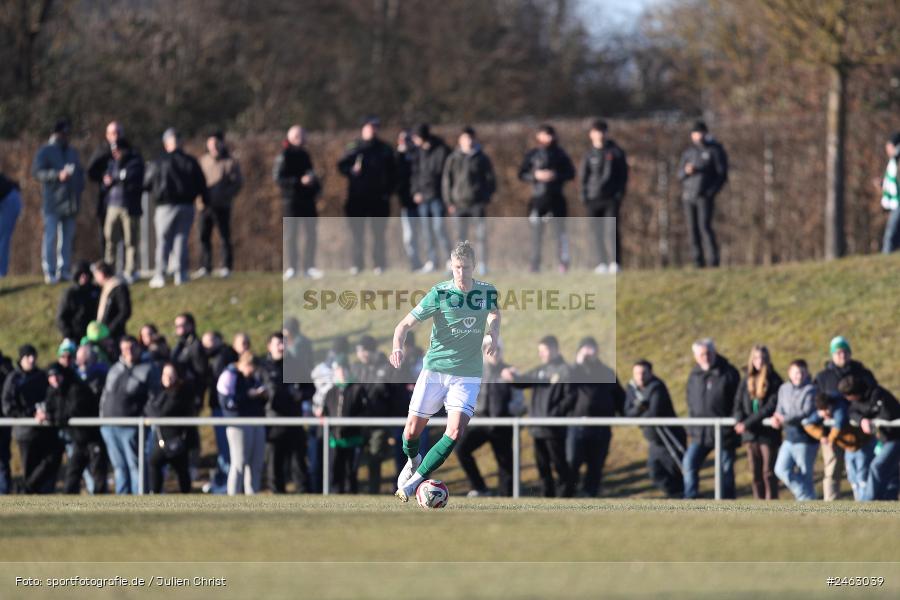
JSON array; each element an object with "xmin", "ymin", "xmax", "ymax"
[{"xmin": 410, "ymin": 279, "xmax": 499, "ymax": 377}]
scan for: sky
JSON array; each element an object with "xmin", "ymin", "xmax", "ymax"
[{"xmin": 577, "ymin": 0, "xmax": 663, "ymax": 37}]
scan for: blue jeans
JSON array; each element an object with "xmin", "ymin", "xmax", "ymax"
[
  {"xmin": 0, "ymin": 189, "xmax": 22, "ymax": 277},
  {"xmin": 42, "ymin": 210, "xmax": 77, "ymax": 280},
  {"xmin": 863, "ymin": 440, "xmax": 900, "ymax": 501},
  {"xmin": 845, "ymin": 441, "xmax": 876, "ymax": 501},
  {"xmin": 101, "ymin": 426, "xmax": 141, "ymax": 494},
  {"xmin": 883, "ymin": 208, "xmax": 900, "ymax": 253},
  {"xmin": 682, "ymin": 442, "xmax": 735, "ymax": 499},
  {"xmin": 399, "ymin": 208, "xmax": 421, "ymax": 271},
  {"xmin": 417, "ymin": 198, "xmax": 450, "ymax": 265},
  {"xmin": 774, "ymin": 440, "xmax": 818, "ymax": 500}
]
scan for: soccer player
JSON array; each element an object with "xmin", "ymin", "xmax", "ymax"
[{"xmin": 389, "ymin": 240, "xmax": 501, "ymax": 502}]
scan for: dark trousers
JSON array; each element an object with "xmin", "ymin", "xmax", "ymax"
[
  {"xmin": 200, "ymin": 204, "xmax": 233, "ymax": 271},
  {"xmin": 647, "ymin": 441, "xmax": 684, "ymax": 498},
  {"xmin": 363, "ymin": 428, "xmax": 391, "ymax": 494},
  {"xmin": 684, "ymin": 195, "xmax": 719, "ymax": 267},
  {"xmin": 149, "ymin": 446, "xmax": 191, "ymax": 493},
  {"xmin": 348, "ymin": 216, "xmax": 386, "ymax": 271},
  {"xmin": 330, "ymin": 446, "xmax": 360, "ymax": 494},
  {"xmin": 745, "ymin": 440, "xmax": 779, "ymax": 500},
  {"xmin": 566, "ymin": 427, "xmax": 610, "ymax": 497},
  {"xmin": 529, "ymin": 210, "xmax": 569, "ymax": 271},
  {"xmin": 0, "ymin": 427, "xmax": 10, "ymax": 494},
  {"xmin": 65, "ymin": 440, "xmax": 109, "ymax": 494},
  {"xmin": 587, "ymin": 201, "xmax": 620, "ymax": 265},
  {"xmin": 284, "ymin": 216, "xmax": 317, "ymax": 271},
  {"xmin": 18, "ymin": 433, "xmax": 63, "ymax": 494},
  {"xmin": 533, "ymin": 436, "xmax": 575, "ymax": 497},
  {"xmin": 267, "ymin": 429, "xmax": 311, "ymax": 493},
  {"xmin": 456, "ymin": 426, "xmax": 514, "ymax": 496}
]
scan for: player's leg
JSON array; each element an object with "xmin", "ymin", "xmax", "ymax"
[
  {"xmin": 397, "ymin": 371, "xmax": 444, "ymax": 492},
  {"xmin": 397, "ymin": 375, "xmax": 478, "ymax": 501}
]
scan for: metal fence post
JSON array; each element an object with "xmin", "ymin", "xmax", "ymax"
[
  {"xmin": 138, "ymin": 418, "xmax": 145, "ymax": 496},
  {"xmin": 322, "ymin": 419, "xmax": 330, "ymax": 496},
  {"xmin": 512, "ymin": 418, "xmax": 520, "ymax": 498},
  {"xmin": 714, "ymin": 420, "xmax": 722, "ymax": 501}
]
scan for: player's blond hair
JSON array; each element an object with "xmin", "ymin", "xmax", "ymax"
[{"xmin": 450, "ymin": 240, "xmax": 476, "ymax": 264}]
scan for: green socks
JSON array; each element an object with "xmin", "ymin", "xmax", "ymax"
[
  {"xmin": 402, "ymin": 436, "xmax": 420, "ymax": 459},
  {"xmin": 416, "ymin": 434, "xmax": 457, "ymax": 479}
]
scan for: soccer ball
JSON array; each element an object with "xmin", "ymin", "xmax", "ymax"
[{"xmin": 415, "ymin": 479, "xmax": 449, "ymax": 509}]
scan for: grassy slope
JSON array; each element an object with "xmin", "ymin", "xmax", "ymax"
[{"xmin": 1, "ymin": 253, "xmax": 899, "ymax": 498}]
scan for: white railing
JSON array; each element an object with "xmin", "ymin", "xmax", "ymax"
[{"xmin": 0, "ymin": 416, "xmax": 896, "ymax": 499}]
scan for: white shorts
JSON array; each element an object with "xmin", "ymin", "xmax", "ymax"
[{"xmin": 408, "ymin": 369, "xmax": 481, "ymax": 418}]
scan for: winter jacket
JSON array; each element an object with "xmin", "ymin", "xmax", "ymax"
[
  {"xmin": 322, "ymin": 383, "xmax": 368, "ymax": 444},
  {"xmin": 101, "ymin": 149, "xmax": 145, "ymax": 216},
  {"xmin": 1, "ymin": 366, "xmax": 48, "ymax": 442},
  {"xmin": 581, "ymin": 140, "xmax": 628, "ymax": 205},
  {"xmin": 87, "ymin": 143, "xmax": 112, "ymax": 217},
  {"xmin": 45, "ymin": 369, "xmax": 101, "ymax": 444},
  {"xmin": 518, "ymin": 143, "xmax": 576, "ymax": 215},
  {"xmin": 570, "ymin": 359, "xmax": 625, "ymax": 438},
  {"xmin": 679, "ymin": 136, "xmax": 728, "ymax": 201},
  {"xmin": 732, "ymin": 369, "xmax": 783, "ymax": 444},
  {"xmin": 56, "ymin": 281, "xmax": 101, "ymax": 341},
  {"xmin": 411, "ymin": 136, "xmax": 451, "ymax": 200},
  {"xmin": 273, "ymin": 144, "xmax": 320, "ymax": 217},
  {"xmin": 100, "ymin": 359, "xmax": 158, "ymax": 418},
  {"xmin": 685, "ymin": 354, "xmax": 740, "ymax": 448},
  {"xmin": 206, "ymin": 344, "xmax": 238, "ymax": 411},
  {"xmin": 337, "ymin": 137, "xmax": 396, "ymax": 215},
  {"xmin": 32, "ymin": 136, "xmax": 85, "ymax": 217},
  {"xmin": 775, "ymin": 380, "xmax": 818, "ymax": 444},
  {"xmin": 97, "ymin": 278, "xmax": 131, "ymax": 340},
  {"xmin": 216, "ymin": 365, "xmax": 266, "ymax": 418},
  {"xmin": 148, "ymin": 148, "xmax": 208, "ymax": 206},
  {"xmin": 509, "ymin": 355, "xmax": 575, "ymax": 439},
  {"xmin": 442, "ymin": 146, "xmax": 496, "ymax": 210},
  {"xmin": 351, "ymin": 353, "xmax": 398, "ymax": 418},
  {"xmin": 144, "ymin": 383, "xmax": 194, "ymax": 451},
  {"xmin": 261, "ymin": 356, "xmax": 303, "ymax": 441},
  {"xmin": 475, "ymin": 360, "xmax": 524, "ymax": 431},
  {"xmin": 881, "ymin": 149, "xmax": 899, "ymax": 211},
  {"xmin": 848, "ymin": 385, "xmax": 900, "ymax": 442},
  {"xmin": 394, "ymin": 147, "xmax": 415, "ymax": 210},
  {"xmin": 814, "ymin": 359, "xmax": 878, "ymax": 396},
  {"xmin": 625, "ymin": 376, "xmax": 686, "ymax": 446},
  {"xmin": 200, "ymin": 151, "xmax": 243, "ymax": 209},
  {"xmin": 0, "ymin": 175, "xmax": 19, "ymax": 203}
]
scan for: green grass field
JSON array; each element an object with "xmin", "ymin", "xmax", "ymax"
[{"xmin": 0, "ymin": 496, "xmax": 899, "ymax": 599}]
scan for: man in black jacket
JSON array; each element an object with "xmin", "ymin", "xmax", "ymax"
[
  {"xmin": 568, "ymin": 337, "xmax": 625, "ymax": 497},
  {"xmin": 679, "ymin": 121, "xmax": 728, "ymax": 268},
  {"xmin": 503, "ymin": 335, "xmax": 576, "ymax": 497},
  {"xmin": 682, "ymin": 338, "xmax": 739, "ymax": 499},
  {"xmin": 337, "ymin": 116, "xmax": 395, "ymax": 274},
  {"xmin": 625, "ymin": 360, "xmax": 686, "ymax": 498},
  {"xmin": 1, "ymin": 345, "xmax": 58, "ymax": 493},
  {"xmin": 815, "ymin": 336, "xmax": 878, "ymax": 501},
  {"xmin": 43, "ymin": 363, "xmax": 107, "ymax": 494},
  {"xmin": 171, "ymin": 313, "xmax": 208, "ymax": 410},
  {"xmin": 92, "ymin": 261, "xmax": 131, "ymax": 341},
  {"xmin": 411, "ymin": 123, "xmax": 451, "ymax": 273},
  {"xmin": 395, "ymin": 130, "xmax": 421, "ymax": 272},
  {"xmin": 442, "ymin": 126, "xmax": 496, "ymax": 276},
  {"xmin": 101, "ymin": 138, "xmax": 145, "ymax": 283},
  {"xmin": 148, "ymin": 128, "xmax": 208, "ymax": 288},
  {"xmin": 518, "ymin": 124, "xmax": 576, "ymax": 272},
  {"xmin": 86, "ymin": 121, "xmax": 123, "ymax": 258},
  {"xmin": 840, "ymin": 375, "xmax": 900, "ymax": 500},
  {"xmin": 352, "ymin": 335, "xmax": 398, "ymax": 494},
  {"xmin": 56, "ymin": 260, "xmax": 101, "ymax": 342},
  {"xmin": 275, "ymin": 125, "xmax": 323, "ymax": 281},
  {"xmin": 456, "ymin": 343, "xmax": 520, "ymax": 496},
  {"xmin": 581, "ymin": 120, "xmax": 628, "ymax": 273},
  {"xmin": 263, "ymin": 333, "xmax": 310, "ymax": 493}
]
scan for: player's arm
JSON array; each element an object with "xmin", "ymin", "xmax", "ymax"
[
  {"xmin": 484, "ymin": 308, "xmax": 501, "ymax": 357},
  {"xmin": 389, "ymin": 313, "xmax": 419, "ymax": 369}
]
